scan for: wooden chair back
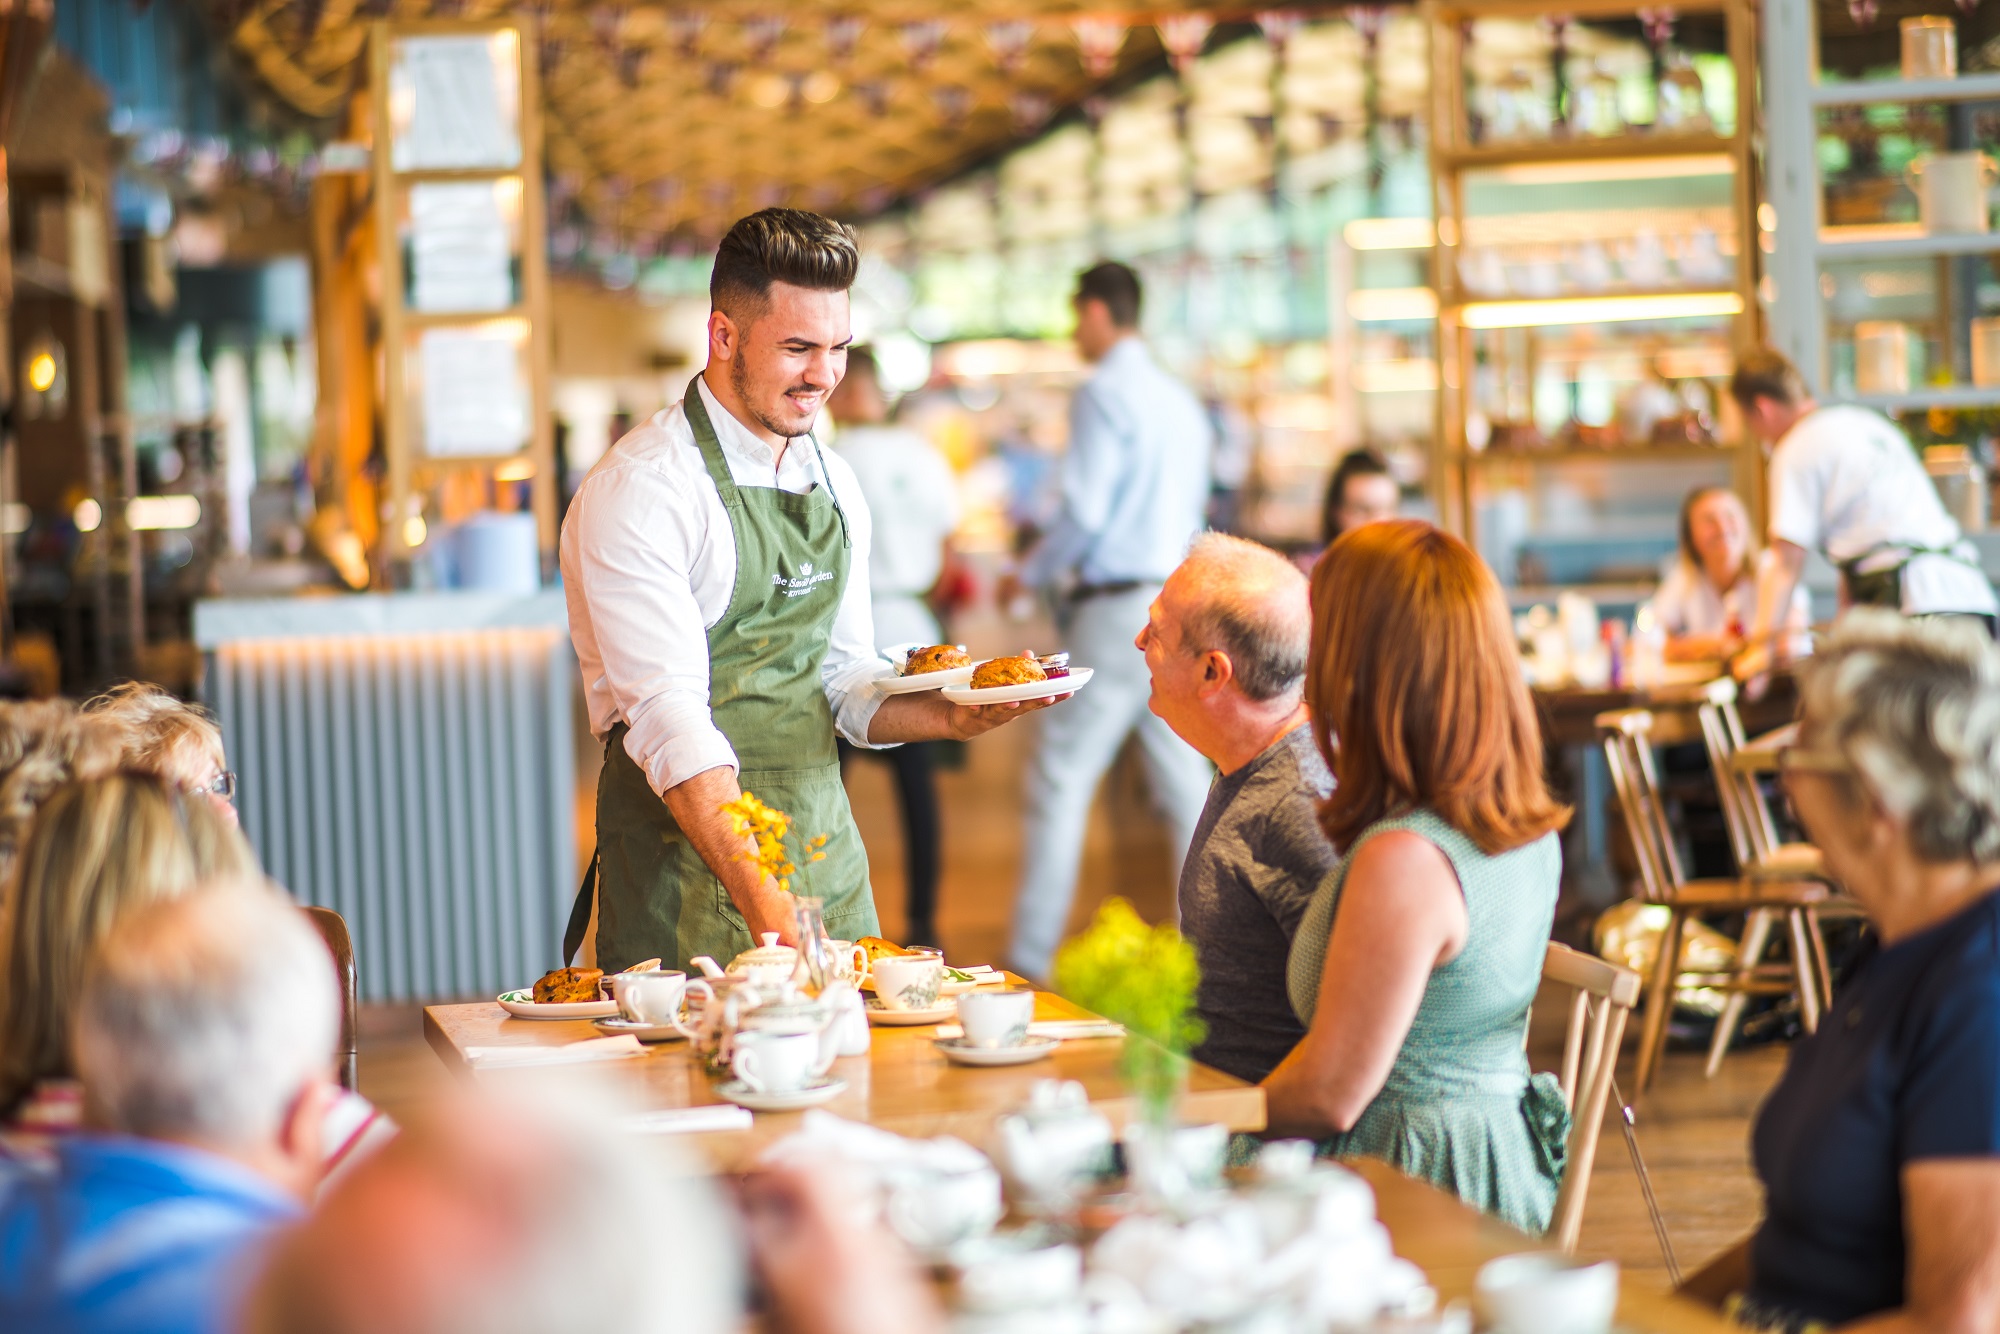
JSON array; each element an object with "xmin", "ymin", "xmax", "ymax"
[
  {"xmin": 1596, "ymin": 708, "xmax": 1687, "ymax": 901},
  {"xmin": 303, "ymin": 906, "xmax": 359, "ymax": 1091},
  {"xmin": 1693, "ymin": 678, "xmax": 1788, "ymax": 868},
  {"xmin": 1543, "ymin": 942, "xmax": 1644, "ymax": 1253}
]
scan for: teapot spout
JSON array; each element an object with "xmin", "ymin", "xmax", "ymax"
[{"xmin": 689, "ymin": 955, "xmax": 727, "ymax": 980}]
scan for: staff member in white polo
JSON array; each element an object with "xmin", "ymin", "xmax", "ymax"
[
  {"xmin": 560, "ymin": 210, "xmax": 1053, "ymax": 973},
  {"xmin": 1729, "ymin": 348, "xmax": 1998, "ymax": 657}
]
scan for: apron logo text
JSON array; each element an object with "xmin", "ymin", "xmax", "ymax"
[{"xmin": 773, "ymin": 560, "xmax": 838, "ymax": 598}]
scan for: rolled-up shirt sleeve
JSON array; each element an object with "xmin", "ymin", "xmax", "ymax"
[
  {"xmin": 818, "ymin": 449, "xmax": 897, "ymax": 749},
  {"xmin": 568, "ymin": 464, "xmax": 740, "ymax": 796}
]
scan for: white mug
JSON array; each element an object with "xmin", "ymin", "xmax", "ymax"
[
  {"xmin": 823, "ymin": 939, "xmax": 870, "ymax": 985},
  {"xmin": 1475, "ymin": 1254, "xmax": 1619, "ymax": 1334},
  {"xmin": 615, "ymin": 970, "xmax": 707, "ymax": 1035},
  {"xmin": 955, "ymin": 988, "xmax": 1035, "ymax": 1049},
  {"xmin": 1910, "ymin": 151, "xmax": 1996, "ymax": 235},
  {"xmin": 730, "ymin": 1028, "xmax": 820, "ymax": 1094},
  {"xmin": 871, "ymin": 948, "xmax": 944, "ymax": 1012}
]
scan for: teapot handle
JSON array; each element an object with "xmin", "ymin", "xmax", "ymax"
[{"xmin": 673, "ymin": 979, "xmax": 714, "ymax": 1040}]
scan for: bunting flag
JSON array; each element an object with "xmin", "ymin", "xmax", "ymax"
[
  {"xmin": 984, "ymin": 19, "xmax": 1035, "ymax": 73},
  {"xmin": 1157, "ymin": 14, "xmax": 1213, "ymax": 74},
  {"xmin": 1071, "ymin": 17, "xmax": 1126, "ymax": 78}
]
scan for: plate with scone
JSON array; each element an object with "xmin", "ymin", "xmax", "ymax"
[
  {"xmin": 497, "ymin": 961, "xmax": 659, "ymax": 1020},
  {"xmin": 941, "ymin": 652, "xmax": 1090, "ymax": 706},
  {"xmin": 876, "ymin": 643, "xmax": 987, "ymax": 694}
]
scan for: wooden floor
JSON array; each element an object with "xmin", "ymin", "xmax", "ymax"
[{"xmin": 358, "ymin": 604, "xmax": 1781, "ymax": 1294}]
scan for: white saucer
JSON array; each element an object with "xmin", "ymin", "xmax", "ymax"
[
  {"xmin": 940, "ymin": 668, "xmax": 1092, "ymax": 706},
  {"xmin": 497, "ymin": 991, "xmax": 620, "ymax": 1021},
  {"xmin": 867, "ymin": 999, "xmax": 957, "ymax": 1026},
  {"xmin": 715, "ymin": 1075, "xmax": 848, "ymax": 1112},
  {"xmin": 876, "ymin": 662, "xmax": 983, "ymax": 694},
  {"xmin": 591, "ymin": 1017, "xmax": 687, "ymax": 1043},
  {"xmin": 934, "ymin": 1035, "xmax": 1059, "ymax": 1067}
]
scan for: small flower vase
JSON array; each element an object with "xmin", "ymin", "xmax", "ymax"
[{"xmin": 1119, "ymin": 1039, "xmax": 1225, "ymax": 1212}]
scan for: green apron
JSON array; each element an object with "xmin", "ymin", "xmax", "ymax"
[
  {"xmin": 1838, "ymin": 539, "xmax": 1987, "ymax": 611},
  {"xmin": 587, "ymin": 379, "xmax": 878, "ymax": 974}
]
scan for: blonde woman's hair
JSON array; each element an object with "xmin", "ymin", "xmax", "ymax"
[
  {"xmin": 83, "ymin": 682, "xmax": 227, "ymax": 791},
  {"xmin": 1801, "ymin": 610, "xmax": 2000, "ymax": 865},
  {"xmin": 0, "ymin": 771, "xmax": 263, "ymax": 1116},
  {"xmin": 0, "ymin": 701, "xmax": 134, "ymax": 884},
  {"xmin": 1675, "ymin": 486, "xmax": 1759, "ymax": 590}
]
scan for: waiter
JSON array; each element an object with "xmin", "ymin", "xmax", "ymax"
[
  {"xmin": 1729, "ymin": 348, "xmax": 1998, "ymax": 659},
  {"xmin": 560, "ymin": 209, "xmax": 1053, "ymax": 972}
]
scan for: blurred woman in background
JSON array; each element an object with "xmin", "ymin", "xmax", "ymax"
[{"xmin": 1646, "ymin": 486, "xmax": 1810, "ymax": 664}]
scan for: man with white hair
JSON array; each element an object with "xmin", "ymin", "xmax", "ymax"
[
  {"xmin": 1136, "ymin": 533, "xmax": 1335, "ymax": 1082},
  {"xmin": 0, "ymin": 882, "xmax": 339, "ymax": 1334}
]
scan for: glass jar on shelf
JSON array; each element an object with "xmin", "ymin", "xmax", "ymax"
[{"xmin": 1656, "ymin": 54, "xmax": 1710, "ymax": 133}]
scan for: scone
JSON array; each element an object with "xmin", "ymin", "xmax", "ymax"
[
  {"xmin": 532, "ymin": 966, "xmax": 604, "ymax": 1004},
  {"xmin": 904, "ymin": 644, "xmax": 972, "ymax": 675},
  {"xmin": 971, "ymin": 655, "xmax": 1048, "ymax": 689},
  {"xmin": 858, "ymin": 935, "xmax": 914, "ymax": 964}
]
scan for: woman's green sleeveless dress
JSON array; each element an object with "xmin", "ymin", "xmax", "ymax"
[{"xmin": 1287, "ymin": 808, "xmax": 1569, "ymax": 1235}]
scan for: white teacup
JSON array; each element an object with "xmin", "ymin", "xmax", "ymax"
[
  {"xmin": 614, "ymin": 970, "xmax": 706, "ymax": 1033},
  {"xmin": 730, "ymin": 1028, "xmax": 821, "ymax": 1095},
  {"xmin": 871, "ymin": 947, "xmax": 944, "ymax": 1012},
  {"xmin": 1474, "ymin": 1253, "xmax": 1618, "ymax": 1334},
  {"xmin": 956, "ymin": 987, "xmax": 1034, "ymax": 1048}
]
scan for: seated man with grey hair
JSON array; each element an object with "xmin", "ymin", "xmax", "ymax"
[
  {"xmin": 1137, "ymin": 532, "xmax": 1335, "ymax": 1082},
  {"xmin": 0, "ymin": 882, "xmax": 339, "ymax": 1334}
]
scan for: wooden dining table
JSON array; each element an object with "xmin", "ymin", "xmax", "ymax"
[{"xmin": 426, "ymin": 983, "xmax": 1736, "ymax": 1333}]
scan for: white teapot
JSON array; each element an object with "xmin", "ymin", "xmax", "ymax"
[{"xmin": 991, "ymin": 1080, "xmax": 1114, "ymax": 1210}]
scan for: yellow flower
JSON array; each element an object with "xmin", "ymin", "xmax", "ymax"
[{"xmin": 718, "ymin": 791, "xmax": 827, "ymax": 895}]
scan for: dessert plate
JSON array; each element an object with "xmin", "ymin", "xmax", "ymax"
[
  {"xmin": 934, "ymin": 1035, "xmax": 1059, "ymax": 1067},
  {"xmin": 941, "ymin": 668, "xmax": 1092, "ymax": 707},
  {"xmin": 715, "ymin": 1076, "xmax": 848, "ymax": 1112},
  {"xmin": 497, "ymin": 991, "xmax": 619, "ymax": 1021},
  {"xmin": 866, "ymin": 999, "xmax": 957, "ymax": 1026},
  {"xmin": 591, "ymin": 1017, "xmax": 687, "ymax": 1042},
  {"xmin": 877, "ymin": 663, "xmax": 983, "ymax": 694}
]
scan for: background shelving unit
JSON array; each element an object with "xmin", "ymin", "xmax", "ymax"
[
  {"xmin": 1765, "ymin": 0, "xmax": 2000, "ymax": 409},
  {"xmin": 1422, "ymin": 0, "xmax": 1763, "ymax": 561}
]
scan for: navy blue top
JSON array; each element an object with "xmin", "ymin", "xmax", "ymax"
[
  {"xmin": 1748, "ymin": 887, "xmax": 2000, "ymax": 1326},
  {"xmin": 0, "ymin": 1134, "xmax": 300, "ymax": 1334}
]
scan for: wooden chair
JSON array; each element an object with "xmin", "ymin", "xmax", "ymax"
[
  {"xmin": 1598, "ymin": 709, "xmax": 1831, "ymax": 1092},
  {"xmin": 1693, "ymin": 680, "xmax": 1847, "ymax": 1076},
  {"xmin": 1542, "ymin": 942, "xmax": 1643, "ymax": 1254},
  {"xmin": 303, "ymin": 906, "xmax": 360, "ymax": 1091}
]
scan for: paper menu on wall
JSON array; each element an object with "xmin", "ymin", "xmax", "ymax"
[
  {"xmin": 390, "ymin": 34, "xmax": 522, "ymax": 172},
  {"xmin": 418, "ymin": 327, "xmax": 530, "ymax": 458},
  {"xmin": 410, "ymin": 182, "xmax": 513, "ymax": 313}
]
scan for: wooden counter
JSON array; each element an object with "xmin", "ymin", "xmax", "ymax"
[{"xmin": 424, "ymin": 985, "xmax": 1265, "ymax": 1169}]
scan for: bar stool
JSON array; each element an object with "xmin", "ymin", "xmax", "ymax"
[{"xmin": 1598, "ymin": 708, "xmax": 1830, "ymax": 1092}]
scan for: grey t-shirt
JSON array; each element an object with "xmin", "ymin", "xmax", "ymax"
[{"xmin": 1179, "ymin": 724, "xmax": 1336, "ymax": 1083}]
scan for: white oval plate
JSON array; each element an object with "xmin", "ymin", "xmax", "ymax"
[
  {"xmin": 866, "ymin": 1000, "xmax": 957, "ymax": 1026},
  {"xmin": 497, "ymin": 990, "xmax": 619, "ymax": 1021},
  {"xmin": 591, "ymin": 1017, "xmax": 687, "ymax": 1042},
  {"xmin": 877, "ymin": 663, "xmax": 983, "ymax": 695},
  {"xmin": 934, "ymin": 1035, "xmax": 1059, "ymax": 1067},
  {"xmin": 941, "ymin": 669, "xmax": 1092, "ymax": 707},
  {"xmin": 715, "ymin": 1075, "xmax": 848, "ymax": 1112}
]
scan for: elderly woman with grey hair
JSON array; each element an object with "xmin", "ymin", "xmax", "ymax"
[{"xmin": 1694, "ymin": 611, "xmax": 2000, "ymax": 1332}]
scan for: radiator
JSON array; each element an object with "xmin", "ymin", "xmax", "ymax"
[{"xmin": 203, "ymin": 621, "xmax": 576, "ymax": 1004}]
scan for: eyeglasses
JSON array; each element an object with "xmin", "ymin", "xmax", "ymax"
[
  {"xmin": 192, "ymin": 770, "xmax": 237, "ymax": 800},
  {"xmin": 1776, "ymin": 745, "xmax": 1849, "ymax": 779}
]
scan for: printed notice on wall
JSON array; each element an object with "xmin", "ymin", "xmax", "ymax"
[
  {"xmin": 390, "ymin": 33, "xmax": 522, "ymax": 171},
  {"xmin": 418, "ymin": 327, "xmax": 529, "ymax": 457}
]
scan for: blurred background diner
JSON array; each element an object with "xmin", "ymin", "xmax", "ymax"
[{"xmin": 4, "ymin": 0, "xmax": 2000, "ymax": 1326}]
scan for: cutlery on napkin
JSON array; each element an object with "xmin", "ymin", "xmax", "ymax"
[
  {"xmin": 931, "ymin": 1019, "xmax": 1124, "ymax": 1041},
  {"xmin": 465, "ymin": 1035, "xmax": 645, "ymax": 1069},
  {"xmin": 619, "ymin": 1106, "xmax": 754, "ymax": 1135}
]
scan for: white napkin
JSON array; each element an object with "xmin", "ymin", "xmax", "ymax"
[
  {"xmin": 620, "ymin": 1105, "xmax": 753, "ymax": 1135},
  {"xmin": 932, "ymin": 1019, "xmax": 1125, "ymax": 1041},
  {"xmin": 465, "ymin": 1035, "xmax": 645, "ymax": 1069}
]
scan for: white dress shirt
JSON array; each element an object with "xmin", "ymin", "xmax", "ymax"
[
  {"xmin": 1769, "ymin": 405, "xmax": 1996, "ymax": 615},
  {"xmin": 1023, "ymin": 337, "xmax": 1214, "ymax": 589},
  {"xmin": 834, "ymin": 422, "xmax": 961, "ymax": 649},
  {"xmin": 1647, "ymin": 550, "xmax": 1810, "ymax": 649},
  {"xmin": 559, "ymin": 378, "xmax": 893, "ymax": 799}
]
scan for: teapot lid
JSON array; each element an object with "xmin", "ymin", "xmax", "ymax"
[{"xmin": 731, "ymin": 932, "xmax": 799, "ymax": 970}]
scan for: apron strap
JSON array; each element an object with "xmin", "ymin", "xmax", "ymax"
[
  {"xmin": 561, "ymin": 850, "xmax": 597, "ymax": 966},
  {"xmin": 683, "ymin": 376, "xmax": 743, "ymax": 509},
  {"xmin": 807, "ymin": 434, "xmax": 852, "ymax": 549}
]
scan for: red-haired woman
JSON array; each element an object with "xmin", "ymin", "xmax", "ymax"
[{"xmin": 1262, "ymin": 519, "xmax": 1571, "ymax": 1233}]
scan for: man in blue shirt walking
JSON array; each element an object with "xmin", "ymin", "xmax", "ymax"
[
  {"xmin": 1003, "ymin": 261, "xmax": 1215, "ymax": 978},
  {"xmin": 0, "ymin": 884, "xmax": 338, "ymax": 1333}
]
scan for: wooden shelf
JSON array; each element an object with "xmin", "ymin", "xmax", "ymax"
[
  {"xmin": 402, "ymin": 307, "xmax": 530, "ymax": 329},
  {"xmin": 1430, "ymin": 0, "xmax": 1734, "ymax": 19},
  {"xmin": 1437, "ymin": 131, "xmax": 1738, "ymax": 171},
  {"xmin": 1840, "ymin": 387, "xmax": 2000, "ymax": 412},
  {"xmin": 1447, "ymin": 284, "xmax": 1742, "ymax": 309},
  {"xmin": 1818, "ymin": 227, "xmax": 2000, "ymax": 262},
  {"xmin": 1811, "ymin": 73, "xmax": 2000, "ymax": 108},
  {"xmin": 1460, "ymin": 444, "xmax": 1738, "ymax": 466}
]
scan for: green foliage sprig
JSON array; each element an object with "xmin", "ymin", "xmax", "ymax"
[{"xmin": 1052, "ymin": 898, "xmax": 1205, "ymax": 1121}]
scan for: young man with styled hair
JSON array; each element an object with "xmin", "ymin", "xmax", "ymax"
[{"xmin": 562, "ymin": 209, "xmax": 1054, "ymax": 971}]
